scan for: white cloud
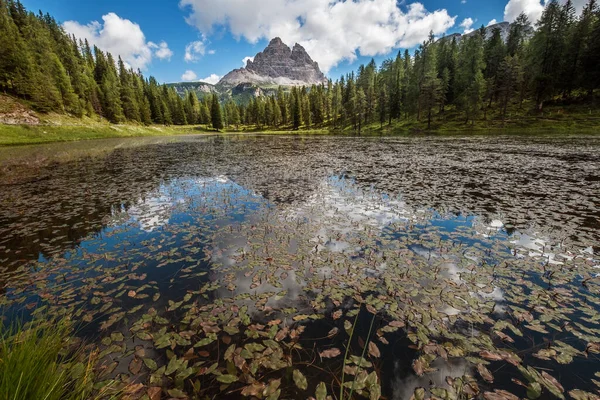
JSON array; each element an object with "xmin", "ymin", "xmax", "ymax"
[
  {"xmin": 504, "ymin": 0, "xmax": 545, "ymax": 22},
  {"xmin": 487, "ymin": 19, "xmax": 498, "ymax": 26},
  {"xmin": 460, "ymin": 17, "xmax": 474, "ymax": 34},
  {"xmin": 150, "ymin": 41, "xmax": 174, "ymax": 60},
  {"xmin": 179, "ymin": 0, "xmax": 456, "ymax": 72},
  {"xmin": 242, "ymin": 56, "xmax": 255, "ymax": 67},
  {"xmin": 199, "ymin": 74, "xmax": 221, "ymax": 85},
  {"xmin": 503, "ymin": 0, "xmax": 587, "ymax": 23},
  {"xmin": 208, "ymin": 49, "xmax": 216, "ymax": 55},
  {"xmin": 181, "ymin": 70, "xmax": 198, "ymax": 81},
  {"xmin": 63, "ymin": 13, "xmax": 170, "ymax": 70},
  {"xmin": 185, "ymin": 40, "xmax": 207, "ymax": 62}
]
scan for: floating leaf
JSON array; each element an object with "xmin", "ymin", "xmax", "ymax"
[
  {"xmin": 316, "ymin": 382, "xmax": 327, "ymax": 400},
  {"xmin": 147, "ymin": 387, "xmax": 162, "ymax": 400},
  {"xmin": 143, "ymin": 358, "xmax": 158, "ymax": 370},
  {"xmin": 293, "ymin": 369, "xmax": 308, "ymax": 391},
  {"xmin": 167, "ymin": 388, "xmax": 187, "ymax": 398},
  {"xmin": 319, "ymin": 348, "xmax": 341, "ymax": 358},
  {"xmin": 477, "ymin": 363, "xmax": 494, "ymax": 383},
  {"xmin": 217, "ymin": 374, "xmax": 238, "ymax": 384},
  {"xmin": 542, "ymin": 371, "xmax": 565, "ymax": 399},
  {"xmin": 368, "ymin": 342, "xmax": 381, "ymax": 358},
  {"xmin": 129, "ymin": 357, "xmax": 143, "ymax": 375}
]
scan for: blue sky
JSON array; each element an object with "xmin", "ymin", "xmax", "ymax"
[{"xmin": 19, "ymin": 0, "xmax": 549, "ymax": 84}]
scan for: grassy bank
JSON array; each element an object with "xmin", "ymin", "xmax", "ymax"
[
  {"xmin": 2, "ymin": 95, "xmax": 599, "ymax": 146},
  {"xmin": 0, "ymin": 95, "xmax": 204, "ymax": 146},
  {"xmin": 0, "ymin": 123, "xmax": 205, "ymax": 146},
  {"xmin": 0, "ymin": 317, "xmax": 119, "ymax": 400}
]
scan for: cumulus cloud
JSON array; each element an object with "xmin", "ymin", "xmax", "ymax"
[
  {"xmin": 460, "ymin": 17, "xmax": 475, "ymax": 34},
  {"xmin": 199, "ymin": 74, "xmax": 221, "ymax": 84},
  {"xmin": 63, "ymin": 13, "xmax": 171, "ymax": 70},
  {"xmin": 179, "ymin": 0, "xmax": 456, "ymax": 72},
  {"xmin": 181, "ymin": 70, "xmax": 198, "ymax": 81},
  {"xmin": 242, "ymin": 56, "xmax": 255, "ymax": 67},
  {"xmin": 150, "ymin": 41, "xmax": 174, "ymax": 60},
  {"xmin": 487, "ymin": 18, "xmax": 498, "ymax": 26},
  {"xmin": 504, "ymin": 0, "xmax": 587, "ymax": 23},
  {"xmin": 185, "ymin": 40, "xmax": 207, "ymax": 62},
  {"xmin": 504, "ymin": 0, "xmax": 545, "ymax": 22}
]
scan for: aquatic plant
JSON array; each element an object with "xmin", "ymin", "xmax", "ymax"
[{"xmin": 0, "ymin": 136, "xmax": 599, "ymax": 399}]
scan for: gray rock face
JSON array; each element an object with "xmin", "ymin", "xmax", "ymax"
[
  {"xmin": 438, "ymin": 22, "xmax": 517, "ymax": 44},
  {"xmin": 465, "ymin": 22, "xmax": 511, "ymax": 42},
  {"xmin": 219, "ymin": 38, "xmax": 328, "ymax": 87},
  {"xmin": 166, "ymin": 82, "xmax": 216, "ymax": 100}
]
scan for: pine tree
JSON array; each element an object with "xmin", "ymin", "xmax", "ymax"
[
  {"xmin": 0, "ymin": 0, "xmax": 34, "ymax": 97},
  {"xmin": 378, "ymin": 85, "xmax": 388, "ymax": 128},
  {"xmin": 210, "ymin": 94, "xmax": 223, "ymax": 131},
  {"xmin": 497, "ymin": 55, "xmax": 523, "ymax": 123},
  {"xmin": 507, "ymin": 13, "xmax": 531, "ymax": 57},
  {"xmin": 356, "ymin": 88, "xmax": 366, "ymax": 134},
  {"xmin": 118, "ymin": 57, "xmax": 140, "ymax": 122},
  {"xmin": 529, "ymin": 1, "xmax": 565, "ymax": 111},
  {"xmin": 291, "ymin": 87, "xmax": 302, "ymax": 130},
  {"xmin": 570, "ymin": 0, "xmax": 598, "ymax": 96},
  {"xmin": 456, "ymin": 34, "xmax": 486, "ymax": 124},
  {"xmin": 483, "ymin": 27, "xmax": 507, "ymax": 110}
]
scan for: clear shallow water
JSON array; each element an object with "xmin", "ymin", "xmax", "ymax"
[{"xmin": 0, "ymin": 134, "xmax": 599, "ymax": 399}]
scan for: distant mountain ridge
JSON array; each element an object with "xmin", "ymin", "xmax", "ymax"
[
  {"xmin": 170, "ymin": 26, "xmax": 521, "ymax": 102},
  {"xmin": 439, "ymin": 22, "xmax": 513, "ymax": 43},
  {"xmin": 168, "ymin": 37, "xmax": 328, "ymax": 103},
  {"xmin": 219, "ymin": 38, "xmax": 328, "ymax": 87}
]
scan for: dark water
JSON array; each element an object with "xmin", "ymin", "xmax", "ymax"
[{"xmin": 0, "ymin": 134, "xmax": 599, "ymax": 400}]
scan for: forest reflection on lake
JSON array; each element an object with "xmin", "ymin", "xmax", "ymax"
[{"xmin": 1, "ymin": 134, "xmax": 599, "ymax": 400}]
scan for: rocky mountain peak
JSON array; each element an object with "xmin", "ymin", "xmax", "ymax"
[
  {"xmin": 219, "ymin": 38, "xmax": 327, "ymax": 88},
  {"xmin": 291, "ymin": 43, "xmax": 313, "ymax": 64},
  {"xmin": 437, "ymin": 21, "xmax": 517, "ymax": 44}
]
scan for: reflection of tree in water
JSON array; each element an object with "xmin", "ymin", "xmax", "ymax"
[{"xmin": 1, "ymin": 135, "xmax": 599, "ymax": 267}]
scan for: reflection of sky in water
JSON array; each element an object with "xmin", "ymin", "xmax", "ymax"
[
  {"xmin": 115, "ymin": 174, "xmax": 597, "ymax": 301},
  {"xmin": 20, "ymin": 172, "xmax": 599, "ymax": 399},
  {"xmin": 126, "ymin": 176, "xmax": 262, "ymax": 232}
]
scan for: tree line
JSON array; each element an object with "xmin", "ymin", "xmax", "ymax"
[
  {"xmin": 226, "ymin": 0, "xmax": 599, "ymax": 132},
  {"xmin": 1, "ymin": 0, "xmax": 599, "ymax": 131},
  {"xmin": 0, "ymin": 0, "xmax": 209, "ymax": 125}
]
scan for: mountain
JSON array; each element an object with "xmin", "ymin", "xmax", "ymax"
[
  {"xmin": 169, "ymin": 81, "xmax": 216, "ymax": 99},
  {"xmin": 168, "ymin": 38, "xmax": 328, "ymax": 103},
  {"xmin": 219, "ymin": 38, "xmax": 328, "ymax": 88},
  {"xmin": 439, "ymin": 22, "xmax": 513, "ymax": 43}
]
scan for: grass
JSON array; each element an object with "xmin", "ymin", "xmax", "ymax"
[
  {"xmin": 220, "ymin": 99, "xmax": 600, "ymax": 137},
  {"xmin": 2, "ymin": 94, "xmax": 599, "ymax": 146},
  {"xmin": 0, "ymin": 123, "xmax": 203, "ymax": 146},
  {"xmin": 0, "ymin": 317, "xmax": 116, "ymax": 400}
]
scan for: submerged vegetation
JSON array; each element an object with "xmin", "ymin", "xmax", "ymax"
[{"xmin": 0, "ymin": 135, "xmax": 599, "ymax": 399}]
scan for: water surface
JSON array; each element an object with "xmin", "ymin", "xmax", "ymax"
[{"xmin": 1, "ymin": 134, "xmax": 599, "ymax": 400}]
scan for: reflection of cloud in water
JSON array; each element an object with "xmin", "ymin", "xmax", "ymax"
[
  {"xmin": 126, "ymin": 176, "xmax": 244, "ymax": 232},
  {"xmin": 392, "ymin": 358, "xmax": 473, "ymax": 400},
  {"xmin": 128, "ymin": 194, "xmax": 173, "ymax": 232},
  {"xmin": 475, "ymin": 217, "xmax": 598, "ymax": 269},
  {"xmin": 286, "ymin": 176, "xmax": 417, "ymax": 249}
]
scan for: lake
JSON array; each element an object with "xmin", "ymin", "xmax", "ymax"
[{"xmin": 1, "ymin": 134, "xmax": 599, "ymax": 400}]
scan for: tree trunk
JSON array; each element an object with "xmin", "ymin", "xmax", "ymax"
[{"xmin": 427, "ymin": 108, "xmax": 432, "ymax": 130}]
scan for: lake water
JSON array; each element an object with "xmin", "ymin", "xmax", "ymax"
[{"xmin": 1, "ymin": 134, "xmax": 599, "ymax": 400}]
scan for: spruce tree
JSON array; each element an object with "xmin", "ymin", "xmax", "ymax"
[{"xmin": 210, "ymin": 94, "xmax": 223, "ymax": 131}]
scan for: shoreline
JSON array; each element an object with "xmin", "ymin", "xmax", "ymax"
[{"xmin": 1, "ymin": 121, "xmax": 599, "ymax": 147}]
